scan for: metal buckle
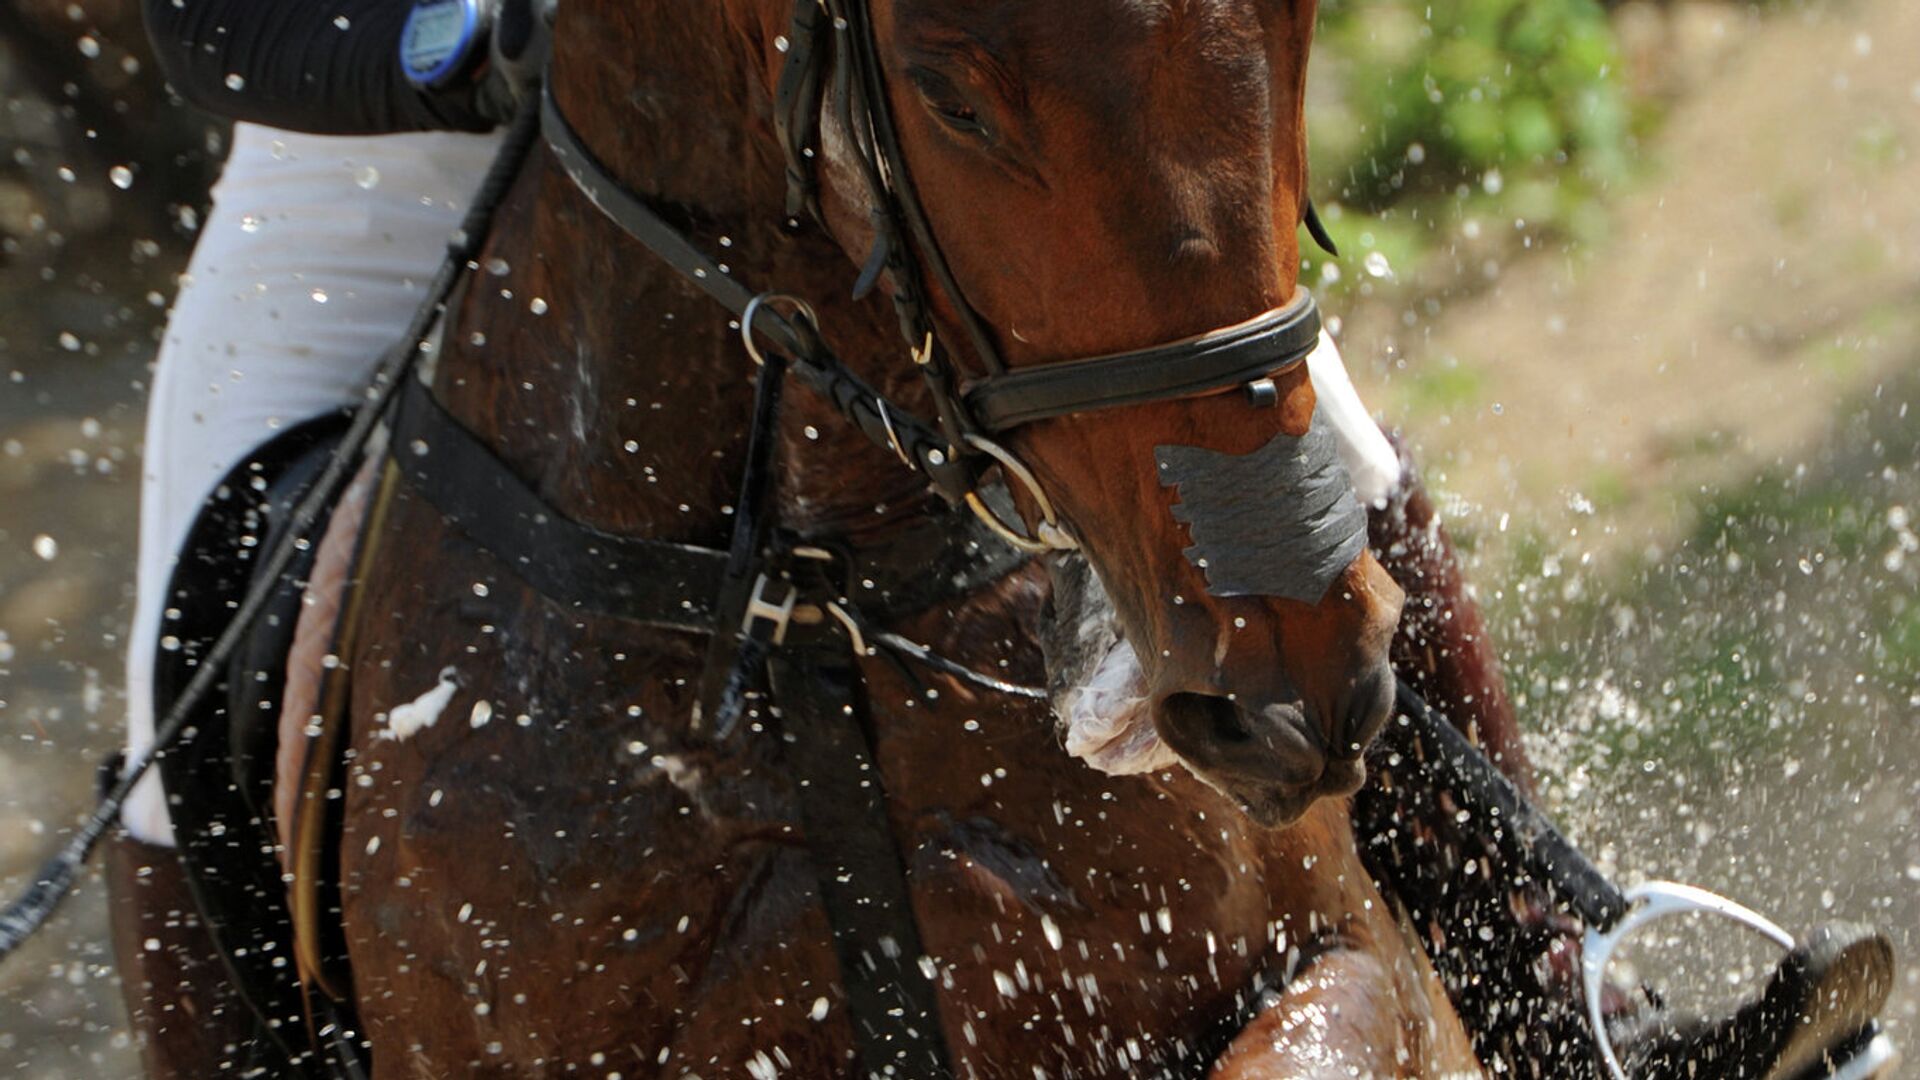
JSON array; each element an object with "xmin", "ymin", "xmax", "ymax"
[
  {"xmin": 960, "ymin": 434, "xmax": 1077, "ymax": 554},
  {"xmin": 739, "ymin": 292, "xmax": 821, "ymax": 367},
  {"xmin": 876, "ymin": 398, "xmax": 914, "ymax": 467},
  {"xmin": 741, "ymin": 573, "xmax": 799, "ymax": 645},
  {"xmin": 1582, "ymin": 881, "xmax": 1797, "ymax": 1080}
]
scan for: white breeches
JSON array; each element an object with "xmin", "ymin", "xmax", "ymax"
[{"xmin": 123, "ymin": 124, "xmax": 500, "ymax": 846}]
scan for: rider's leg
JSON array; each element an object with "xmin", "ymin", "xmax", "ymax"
[
  {"xmin": 115, "ymin": 124, "xmax": 500, "ymax": 1064},
  {"xmin": 104, "ymin": 831, "xmax": 261, "ymax": 1078}
]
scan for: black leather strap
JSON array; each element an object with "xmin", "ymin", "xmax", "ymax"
[
  {"xmin": 965, "ymin": 290, "xmax": 1322, "ymax": 432},
  {"xmin": 389, "ymin": 374, "xmax": 1029, "ymax": 634},
  {"xmin": 391, "ymin": 375, "xmax": 732, "ymax": 633},
  {"xmin": 542, "ymin": 85, "xmax": 978, "ymax": 502},
  {"xmin": 769, "ymin": 651, "xmax": 954, "ymax": 1079},
  {"xmin": 1390, "ymin": 681, "xmax": 1630, "ymax": 929},
  {"xmin": 771, "ymin": 0, "xmax": 830, "ymax": 222}
]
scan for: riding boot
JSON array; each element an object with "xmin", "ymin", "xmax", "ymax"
[
  {"xmin": 105, "ymin": 829, "xmax": 258, "ymax": 1077},
  {"xmin": 1357, "ymin": 443, "xmax": 1624, "ymax": 1077}
]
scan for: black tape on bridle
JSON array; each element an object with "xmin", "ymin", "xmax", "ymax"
[{"xmin": 1154, "ymin": 409, "xmax": 1369, "ymax": 604}]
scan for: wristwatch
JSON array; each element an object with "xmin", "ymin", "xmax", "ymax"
[{"xmin": 399, "ymin": 0, "xmax": 487, "ymax": 89}]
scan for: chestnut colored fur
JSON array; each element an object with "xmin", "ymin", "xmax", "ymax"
[{"xmin": 124, "ymin": 2, "xmax": 1526, "ymax": 1075}]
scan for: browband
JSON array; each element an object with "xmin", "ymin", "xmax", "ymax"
[{"xmin": 964, "ymin": 289, "xmax": 1321, "ymax": 432}]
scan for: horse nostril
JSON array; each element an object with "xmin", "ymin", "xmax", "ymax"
[
  {"xmin": 1156, "ymin": 691, "xmax": 1325, "ymax": 791},
  {"xmin": 1158, "ymin": 692, "xmax": 1254, "ymax": 749},
  {"xmin": 1211, "ymin": 699, "xmax": 1253, "ymax": 744}
]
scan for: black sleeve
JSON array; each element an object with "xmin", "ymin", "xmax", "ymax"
[{"xmin": 142, "ymin": 0, "xmax": 492, "ymax": 134}]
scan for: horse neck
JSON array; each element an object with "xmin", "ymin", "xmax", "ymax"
[{"xmin": 431, "ymin": 1, "xmax": 946, "ymax": 553}]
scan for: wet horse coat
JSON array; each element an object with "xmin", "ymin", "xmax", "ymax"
[{"xmin": 264, "ymin": 1, "xmax": 1492, "ymax": 1076}]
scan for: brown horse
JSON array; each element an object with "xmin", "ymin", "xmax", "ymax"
[{"xmin": 120, "ymin": 0, "xmax": 1504, "ymax": 1075}]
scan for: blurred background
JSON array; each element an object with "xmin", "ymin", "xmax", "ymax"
[{"xmin": 1, "ymin": 0, "xmax": 1915, "ymax": 1074}]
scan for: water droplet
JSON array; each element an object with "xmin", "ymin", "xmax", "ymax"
[
  {"xmin": 57, "ymin": 331, "xmax": 80, "ymax": 351},
  {"xmin": 1041, "ymin": 915, "xmax": 1063, "ymax": 950},
  {"xmin": 529, "ymin": 296, "xmax": 549, "ymax": 315},
  {"xmin": 224, "ymin": 73, "xmax": 246, "ymax": 91},
  {"xmin": 77, "ymin": 35, "xmax": 101, "ymax": 58},
  {"xmin": 355, "ymin": 165, "xmax": 380, "ymax": 189},
  {"xmin": 1363, "ymin": 250, "xmax": 1392, "ymax": 278},
  {"xmin": 1482, "ymin": 168, "xmax": 1504, "ymax": 195},
  {"xmin": 485, "ymin": 256, "xmax": 510, "ymax": 276},
  {"xmin": 333, "ymin": 14, "xmax": 351, "ymax": 29},
  {"xmin": 108, "ymin": 164, "xmax": 133, "ymax": 189},
  {"xmin": 470, "ymin": 700, "xmax": 493, "ymax": 728},
  {"xmin": 32, "ymin": 534, "xmax": 59, "ymax": 560},
  {"xmin": 310, "ymin": 288, "xmax": 329, "ymax": 304},
  {"xmin": 472, "ymin": 582, "xmax": 490, "ymax": 597},
  {"xmin": 809, "ymin": 996, "xmax": 830, "ymax": 1021},
  {"xmin": 774, "ymin": 34, "xmax": 790, "ymax": 53},
  {"xmin": 239, "ymin": 213, "xmax": 262, "ymax": 233}
]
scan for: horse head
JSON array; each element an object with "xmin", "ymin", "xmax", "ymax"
[{"xmin": 720, "ymin": 0, "xmax": 1404, "ymax": 825}]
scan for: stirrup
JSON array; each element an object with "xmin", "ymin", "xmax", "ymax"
[{"xmin": 1586, "ymin": 888, "xmax": 1897, "ymax": 1080}]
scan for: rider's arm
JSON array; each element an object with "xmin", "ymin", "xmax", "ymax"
[{"xmin": 142, "ymin": 0, "xmax": 493, "ymax": 134}]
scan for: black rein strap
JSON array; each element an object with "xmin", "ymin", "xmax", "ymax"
[{"xmin": 1390, "ymin": 681, "xmax": 1631, "ymax": 930}]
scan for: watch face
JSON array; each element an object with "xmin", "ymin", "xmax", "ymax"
[{"xmin": 401, "ymin": 0, "xmax": 481, "ymax": 88}]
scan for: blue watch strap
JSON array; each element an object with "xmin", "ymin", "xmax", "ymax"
[{"xmin": 400, "ymin": 0, "xmax": 484, "ymax": 88}]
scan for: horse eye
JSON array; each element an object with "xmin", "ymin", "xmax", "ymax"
[
  {"xmin": 908, "ymin": 66, "xmax": 990, "ymax": 140},
  {"xmin": 930, "ymin": 100, "xmax": 988, "ymax": 137}
]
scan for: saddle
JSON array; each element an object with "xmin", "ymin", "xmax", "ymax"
[{"xmin": 151, "ymin": 413, "xmax": 367, "ymax": 1078}]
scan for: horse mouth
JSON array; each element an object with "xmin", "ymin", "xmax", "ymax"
[
  {"xmin": 1154, "ymin": 691, "xmax": 1371, "ymax": 826},
  {"xmin": 1155, "ymin": 673, "xmax": 1391, "ymax": 827},
  {"xmin": 1229, "ymin": 756, "xmax": 1369, "ymax": 827}
]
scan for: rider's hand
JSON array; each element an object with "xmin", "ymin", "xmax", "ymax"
[{"xmin": 468, "ymin": 0, "xmax": 554, "ymax": 125}]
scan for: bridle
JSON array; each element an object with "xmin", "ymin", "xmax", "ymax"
[{"xmin": 541, "ymin": 0, "xmax": 1327, "ymax": 552}]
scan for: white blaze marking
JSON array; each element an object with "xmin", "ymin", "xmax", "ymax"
[{"xmin": 382, "ymin": 666, "xmax": 459, "ymax": 742}]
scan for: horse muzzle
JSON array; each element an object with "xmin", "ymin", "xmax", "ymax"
[{"xmin": 1154, "ymin": 662, "xmax": 1394, "ymax": 827}]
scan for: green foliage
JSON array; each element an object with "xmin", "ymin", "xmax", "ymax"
[{"xmin": 1309, "ymin": 0, "xmax": 1631, "ymax": 216}]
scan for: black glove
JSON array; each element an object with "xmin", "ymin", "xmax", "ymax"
[
  {"xmin": 411, "ymin": 0, "xmax": 554, "ymax": 129},
  {"xmin": 467, "ymin": 0, "xmax": 554, "ymax": 125}
]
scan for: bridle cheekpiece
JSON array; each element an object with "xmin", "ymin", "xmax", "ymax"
[{"xmin": 542, "ymin": 0, "xmax": 1327, "ymax": 554}]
